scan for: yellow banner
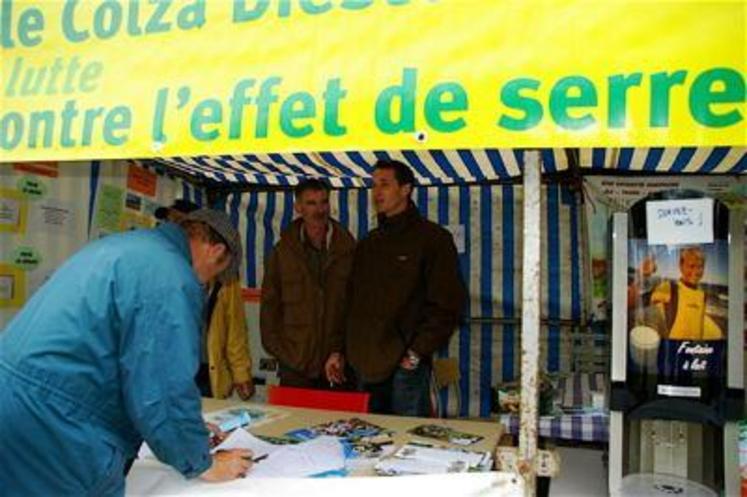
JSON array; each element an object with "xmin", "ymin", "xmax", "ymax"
[{"xmin": 1, "ymin": 0, "xmax": 745, "ymax": 161}]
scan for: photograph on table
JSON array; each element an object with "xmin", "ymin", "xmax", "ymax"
[
  {"xmin": 203, "ymin": 406, "xmax": 287, "ymax": 431},
  {"xmin": 374, "ymin": 443, "xmax": 493, "ymax": 476},
  {"xmin": 286, "ymin": 418, "xmax": 395, "ymax": 459},
  {"xmin": 408, "ymin": 424, "xmax": 483, "ymax": 446}
]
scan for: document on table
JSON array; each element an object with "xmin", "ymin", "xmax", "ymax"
[
  {"xmin": 214, "ymin": 430, "xmax": 345, "ymax": 478},
  {"xmin": 248, "ymin": 436, "xmax": 344, "ymax": 478},
  {"xmin": 374, "ymin": 443, "xmax": 493, "ymax": 476},
  {"xmin": 212, "ymin": 428, "xmax": 280, "ymax": 456},
  {"xmin": 137, "ymin": 428, "xmax": 344, "ymax": 478},
  {"xmin": 137, "ymin": 429, "xmax": 282, "ymax": 461}
]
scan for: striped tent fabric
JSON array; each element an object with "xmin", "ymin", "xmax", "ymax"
[
  {"xmin": 580, "ymin": 147, "xmax": 746, "ymax": 173},
  {"xmin": 154, "ymin": 147, "xmax": 744, "ymax": 187},
  {"xmin": 177, "ymin": 183, "xmax": 585, "ymax": 418},
  {"xmin": 159, "ymin": 145, "xmax": 742, "ymax": 418},
  {"xmin": 154, "ymin": 149, "xmax": 564, "ymax": 186}
]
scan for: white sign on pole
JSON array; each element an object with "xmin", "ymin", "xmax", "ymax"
[{"xmin": 646, "ymin": 198, "xmax": 714, "ymax": 245}]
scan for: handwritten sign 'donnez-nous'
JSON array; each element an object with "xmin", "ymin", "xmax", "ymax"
[{"xmin": 646, "ymin": 198, "xmax": 714, "ymax": 245}]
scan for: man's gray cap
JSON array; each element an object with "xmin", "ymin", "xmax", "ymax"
[{"xmin": 184, "ymin": 208, "xmax": 243, "ymax": 283}]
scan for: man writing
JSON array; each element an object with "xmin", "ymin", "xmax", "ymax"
[
  {"xmin": 345, "ymin": 160, "xmax": 466, "ymax": 416},
  {"xmin": 261, "ymin": 179, "xmax": 356, "ymax": 388},
  {"xmin": 0, "ymin": 209, "xmax": 252, "ymax": 496},
  {"xmin": 156, "ymin": 200, "xmax": 254, "ymax": 401}
]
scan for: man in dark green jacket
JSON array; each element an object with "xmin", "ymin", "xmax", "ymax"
[{"xmin": 346, "ymin": 160, "xmax": 466, "ymax": 416}]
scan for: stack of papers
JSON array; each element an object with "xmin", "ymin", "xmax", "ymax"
[
  {"xmin": 374, "ymin": 443, "xmax": 493, "ymax": 476},
  {"xmin": 213, "ymin": 429, "xmax": 346, "ymax": 478}
]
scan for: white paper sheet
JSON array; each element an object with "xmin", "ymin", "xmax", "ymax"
[
  {"xmin": 646, "ymin": 198, "xmax": 714, "ymax": 245},
  {"xmin": 29, "ymin": 199, "xmax": 76, "ymax": 236},
  {"xmin": 248, "ymin": 436, "xmax": 345, "ymax": 478},
  {"xmin": 211, "ymin": 429, "xmax": 280, "ymax": 457},
  {"xmin": 135, "ymin": 433, "xmax": 344, "ymax": 479},
  {"xmin": 0, "ymin": 198, "xmax": 20, "ymax": 227}
]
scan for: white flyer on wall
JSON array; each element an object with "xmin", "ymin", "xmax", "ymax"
[
  {"xmin": 646, "ymin": 198, "xmax": 714, "ymax": 245},
  {"xmin": 29, "ymin": 199, "xmax": 76, "ymax": 236},
  {"xmin": 0, "ymin": 198, "xmax": 20, "ymax": 228}
]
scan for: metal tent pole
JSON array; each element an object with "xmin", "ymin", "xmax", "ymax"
[
  {"xmin": 608, "ymin": 212, "xmax": 629, "ymax": 494},
  {"xmin": 518, "ymin": 150, "xmax": 541, "ymax": 497}
]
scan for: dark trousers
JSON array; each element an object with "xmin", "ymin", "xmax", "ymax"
[
  {"xmin": 278, "ymin": 365, "xmax": 357, "ymax": 390},
  {"xmin": 195, "ymin": 363, "xmax": 213, "ymax": 397},
  {"xmin": 360, "ymin": 363, "xmax": 432, "ymax": 417}
]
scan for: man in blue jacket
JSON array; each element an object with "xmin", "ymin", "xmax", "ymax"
[{"xmin": 0, "ymin": 208, "xmax": 252, "ymax": 496}]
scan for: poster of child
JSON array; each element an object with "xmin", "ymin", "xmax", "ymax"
[
  {"xmin": 627, "ymin": 240, "xmax": 728, "ymax": 388},
  {"xmin": 628, "ymin": 245, "xmax": 727, "ymax": 341}
]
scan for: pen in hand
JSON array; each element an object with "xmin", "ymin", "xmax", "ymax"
[{"xmin": 243, "ymin": 453, "xmax": 269, "ymax": 463}]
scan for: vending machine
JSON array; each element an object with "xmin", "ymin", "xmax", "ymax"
[{"xmin": 608, "ymin": 189, "xmax": 744, "ymax": 497}]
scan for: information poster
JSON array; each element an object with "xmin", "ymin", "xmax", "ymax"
[
  {"xmin": 584, "ymin": 176, "xmax": 745, "ymax": 322},
  {"xmin": 626, "ymin": 191, "xmax": 729, "ymax": 402},
  {"xmin": 0, "ymin": 164, "xmax": 88, "ymax": 327}
]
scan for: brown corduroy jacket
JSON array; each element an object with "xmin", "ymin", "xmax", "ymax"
[
  {"xmin": 345, "ymin": 204, "xmax": 466, "ymax": 383},
  {"xmin": 260, "ymin": 219, "xmax": 355, "ymax": 379}
]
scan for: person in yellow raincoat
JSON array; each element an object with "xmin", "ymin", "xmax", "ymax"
[{"xmin": 157, "ymin": 200, "xmax": 254, "ymax": 400}]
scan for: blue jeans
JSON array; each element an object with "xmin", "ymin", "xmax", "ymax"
[{"xmin": 362, "ymin": 363, "xmax": 432, "ymax": 417}]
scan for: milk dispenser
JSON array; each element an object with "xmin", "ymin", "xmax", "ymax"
[{"xmin": 608, "ymin": 190, "xmax": 744, "ymax": 497}]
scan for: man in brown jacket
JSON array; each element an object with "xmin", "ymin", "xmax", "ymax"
[
  {"xmin": 346, "ymin": 160, "xmax": 466, "ymax": 416},
  {"xmin": 260, "ymin": 179, "xmax": 356, "ymax": 388}
]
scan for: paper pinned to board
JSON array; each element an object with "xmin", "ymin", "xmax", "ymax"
[{"xmin": 646, "ymin": 198, "xmax": 713, "ymax": 245}]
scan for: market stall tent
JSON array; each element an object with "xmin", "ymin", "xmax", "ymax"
[{"xmin": 1, "ymin": 1, "xmax": 744, "ymax": 495}]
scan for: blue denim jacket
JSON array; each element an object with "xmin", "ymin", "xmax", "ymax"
[{"xmin": 0, "ymin": 223, "xmax": 210, "ymax": 496}]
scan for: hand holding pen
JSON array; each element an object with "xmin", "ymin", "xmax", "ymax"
[
  {"xmin": 200, "ymin": 449, "xmax": 253, "ymax": 482},
  {"xmin": 250, "ymin": 453, "xmax": 269, "ymax": 463}
]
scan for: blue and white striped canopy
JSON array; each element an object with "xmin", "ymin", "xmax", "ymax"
[
  {"xmin": 163, "ymin": 147, "xmax": 744, "ymax": 417},
  {"xmin": 154, "ymin": 147, "xmax": 745, "ymax": 186},
  {"xmin": 174, "ymin": 180, "xmax": 586, "ymax": 418}
]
